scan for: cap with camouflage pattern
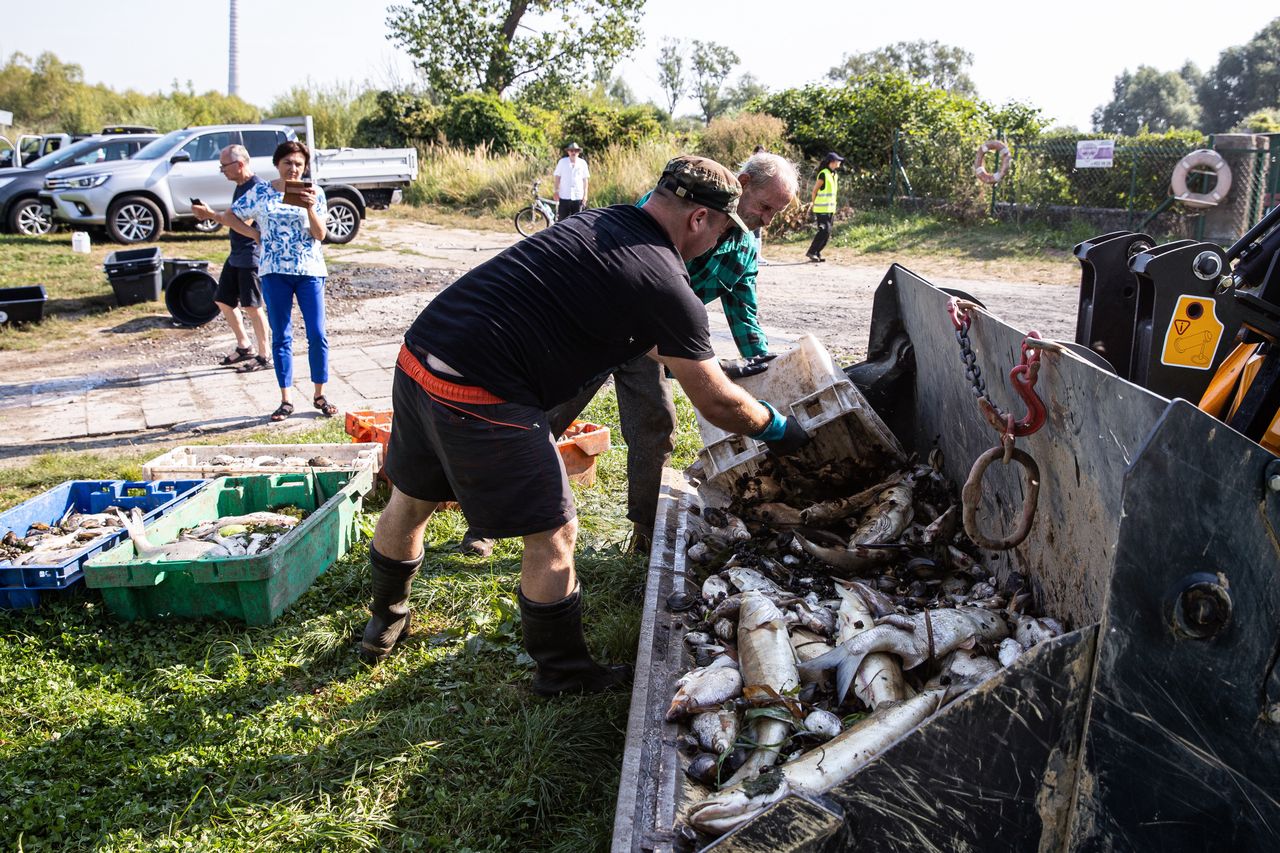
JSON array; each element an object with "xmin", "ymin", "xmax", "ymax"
[{"xmin": 657, "ymin": 155, "xmax": 749, "ymax": 233}]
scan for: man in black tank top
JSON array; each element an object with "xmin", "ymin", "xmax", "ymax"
[{"xmin": 360, "ymin": 156, "xmax": 810, "ymax": 697}]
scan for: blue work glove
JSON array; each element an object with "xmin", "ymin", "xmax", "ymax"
[
  {"xmin": 720, "ymin": 352, "xmax": 778, "ymax": 380},
  {"xmin": 749, "ymin": 400, "xmax": 811, "ymax": 456}
]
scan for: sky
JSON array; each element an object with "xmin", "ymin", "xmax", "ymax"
[{"xmin": 1, "ymin": 0, "xmax": 1276, "ymax": 131}]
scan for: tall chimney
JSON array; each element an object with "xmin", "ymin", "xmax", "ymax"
[{"xmin": 228, "ymin": 0, "xmax": 240, "ymax": 98}]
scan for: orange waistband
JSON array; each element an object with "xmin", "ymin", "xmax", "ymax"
[{"xmin": 397, "ymin": 344, "xmax": 506, "ymax": 405}]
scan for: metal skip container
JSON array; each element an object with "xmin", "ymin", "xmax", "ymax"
[{"xmin": 613, "ymin": 264, "xmax": 1280, "ymax": 852}]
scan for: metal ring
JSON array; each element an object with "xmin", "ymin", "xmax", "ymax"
[{"xmin": 962, "ymin": 445, "xmax": 1041, "ymax": 550}]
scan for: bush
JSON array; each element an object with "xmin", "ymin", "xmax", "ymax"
[
  {"xmin": 558, "ymin": 101, "xmax": 664, "ymax": 153},
  {"xmin": 587, "ymin": 138, "xmax": 683, "ymax": 206},
  {"xmin": 440, "ymin": 92, "xmax": 543, "ymax": 154},
  {"xmin": 353, "ymin": 90, "xmax": 441, "ymax": 147},
  {"xmin": 696, "ymin": 112, "xmax": 789, "ymax": 168}
]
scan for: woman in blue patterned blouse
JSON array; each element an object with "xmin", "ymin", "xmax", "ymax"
[{"xmin": 231, "ymin": 140, "xmax": 339, "ymax": 421}]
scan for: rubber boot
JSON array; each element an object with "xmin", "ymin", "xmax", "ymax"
[
  {"xmin": 359, "ymin": 546, "xmax": 422, "ymax": 665},
  {"xmin": 629, "ymin": 522, "xmax": 654, "ymax": 555},
  {"xmin": 459, "ymin": 528, "xmax": 495, "ymax": 558},
  {"xmin": 518, "ymin": 585, "xmax": 633, "ymax": 697}
]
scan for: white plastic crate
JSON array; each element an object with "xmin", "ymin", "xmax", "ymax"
[
  {"xmin": 142, "ymin": 443, "xmax": 383, "ymax": 495},
  {"xmin": 694, "ymin": 335, "xmax": 903, "ymax": 488}
]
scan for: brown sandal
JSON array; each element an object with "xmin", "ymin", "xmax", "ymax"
[
  {"xmin": 313, "ymin": 395, "xmax": 338, "ymax": 417},
  {"xmin": 270, "ymin": 402, "xmax": 294, "ymax": 422}
]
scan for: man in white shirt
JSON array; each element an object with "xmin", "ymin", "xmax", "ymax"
[{"xmin": 552, "ymin": 142, "xmax": 590, "ymax": 221}]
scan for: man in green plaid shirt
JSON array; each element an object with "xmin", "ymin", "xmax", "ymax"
[{"xmin": 459, "ymin": 152, "xmax": 798, "ymax": 557}]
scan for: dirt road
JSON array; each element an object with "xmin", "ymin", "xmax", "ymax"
[{"xmin": 0, "ymin": 215, "xmax": 1082, "ymax": 415}]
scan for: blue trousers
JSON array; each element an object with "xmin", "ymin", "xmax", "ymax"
[{"xmin": 260, "ymin": 273, "xmax": 328, "ymax": 390}]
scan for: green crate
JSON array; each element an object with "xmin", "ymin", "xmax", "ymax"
[{"xmin": 84, "ymin": 469, "xmax": 373, "ymax": 625}]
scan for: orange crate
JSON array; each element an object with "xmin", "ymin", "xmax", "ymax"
[{"xmin": 343, "ymin": 411, "xmax": 610, "ymax": 487}]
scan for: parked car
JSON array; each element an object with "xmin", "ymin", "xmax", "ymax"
[
  {"xmin": 0, "ymin": 125, "xmax": 158, "ymax": 170},
  {"xmin": 0, "ymin": 132, "xmax": 158, "ymax": 235},
  {"xmin": 40, "ymin": 120, "xmax": 418, "ymax": 244}
]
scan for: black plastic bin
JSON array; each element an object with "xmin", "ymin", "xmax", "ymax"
[
  {"xmin": 0, "ymin": 285, "xmax": 48, "ymax": 325},
  {"xmin": 162, "ymin": 258, "xmax": 210, "ymax": 291},
  {"xmin": 165, "ymin": 270, "xmax": 220, "ymax": 326},
  {"xmin": 103, "ymin": 247, "xmax": 162, "ymax": 306}
]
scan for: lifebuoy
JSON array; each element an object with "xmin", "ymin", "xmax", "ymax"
[
  {"xmin": 974, "ymin": 139, "xmax": 1012, "ymax": 185},
  {"xmin": 1171, "ymin": 149, "xmax": 1232, "ymax": 208}
]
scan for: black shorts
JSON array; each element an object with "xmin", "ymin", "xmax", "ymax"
[
  {"xmin": 383, "ymin": 367, "xmax": 575, "ymax": 539},
  {"xmin": 214, "ymin": 264, "xmax": 263, "ymax": 309}
]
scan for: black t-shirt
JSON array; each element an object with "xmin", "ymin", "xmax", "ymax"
[
  {"xmin": 227, "ymin": 175, "xmax": 263, "ymax": 268},
  {"xmin": 406, "ymin": 204, "xmax": 715, "ymax": 409}
]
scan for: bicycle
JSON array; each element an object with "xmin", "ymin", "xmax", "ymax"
[{"xmin": 513, "ymin": 180, "xmax": 557, "ymax": 237}]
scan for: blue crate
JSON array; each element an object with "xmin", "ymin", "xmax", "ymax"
[{"xmin": 0, "ymin": 479, "xmax": 206, "ymax": 608}]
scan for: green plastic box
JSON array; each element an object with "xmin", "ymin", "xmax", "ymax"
[{"xmin": 84, "ymin": 469, "xmax": 373, "ymax": 625}]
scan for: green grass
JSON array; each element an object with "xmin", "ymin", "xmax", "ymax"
[
  {"xmin": 776, "ymin": 208, "xmax": 1101, "ymax": 263},
  {"xmin": 0, "ymin": 231, "xmax": 229, "ymax": 351},
  {"xmin": 0, "ymin": 385, "xmax": 694, "ymax": 851}
]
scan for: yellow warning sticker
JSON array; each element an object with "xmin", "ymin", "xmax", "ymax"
[{"xmin": 1160, "ymin": 295, "xmax": 1224, "ymax": 370}]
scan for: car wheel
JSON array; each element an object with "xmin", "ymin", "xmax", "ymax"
[
  {"xmin": 107, "ymin": 196, "xmax": 163, "ymax": 243},
  {"xmin": 324, "ymin": 196, "xmax": 360, "ymax": 244},
  {"xmin": 9, "ymin": 198, "xmax": 55, "ymax": 236},
  {"xmin": 193, "ymin": 217, "xmax": 222, "ymax": 234}
]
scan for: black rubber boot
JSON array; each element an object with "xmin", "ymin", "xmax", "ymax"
[
  {"xmin": 359, "ymin": 546, "xmax": 422, "ymax": 665},
  {"xmin": 518, "ymin": 585, "xmax": 633, "ymax": 697},
  {"xmin": 459, "ymin": 529, "xmax": 495, "ymax": 558}
]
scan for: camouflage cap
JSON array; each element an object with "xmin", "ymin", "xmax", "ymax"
[{"xmin": 657, "ymin": 155, "xmax": 748, "ymax": 233}]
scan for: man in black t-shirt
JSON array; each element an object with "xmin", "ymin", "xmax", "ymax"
[{"xmin": 360, "ymin": 156, "xmax": 810, "ymax": 697}]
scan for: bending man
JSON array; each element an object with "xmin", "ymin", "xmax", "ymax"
[{"xmin": 361, "ymin": 156, "xmax": 809, "ymax": 696}]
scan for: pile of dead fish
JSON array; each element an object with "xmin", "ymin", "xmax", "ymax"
[
  {"xmin": 208, "ymin": 454, "xmax": 335, "ymax": 468},
  {"xmin": 669, "ymin": 454, "xmax": 1063, "ymax": 839},
  {"xmin": 0, "ymin": 509, "xmax": 124, "ymax": 567},
  {"xmin": 117, "ymin": 507, "xmax": 303, "ymax": 560}
]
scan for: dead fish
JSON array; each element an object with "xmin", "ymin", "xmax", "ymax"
[
  {"xmin": 798, "ymin": 475, "xmax": 903, "ymax": 526},
  {"xmin": 308, "ymin": 456, "xmax": 335, "ymax": 467},
  {"xmin": 793, "ymin": 533, "xmax": 905, "ymax": 575},
  {"xmin": 921, "ymin": 505, "xmax": 959, "ymax": 546},
  {"xmin": 1014, "ymin": 615, "xmax": 1064, "ymax": 650},
  {"xmin": 209, "ymin": 454, "xmax": 236, "ymax": 466},
  {"xmin": 835, "ymin": 581, "xmax": 909, "ymax": 710},
  {"xmin": 253, "ymin": 455, "xmax": 282, "ymax": 467},
  {"xmin": 725, "ymin": 590, "xmax": 800, "ymax": 786},
  {"xmin": 849, "ymin": 483, "xmax": 914, "ymax": 546},
  {"xmin": 845, "ymin": 580, "xmax": 896, "ymax": 619},
  {"xmin": 181, "ymin": 512, "xmax": 299, "ymax": 540},
  {"xmin": 692, "ymin": 709, "xmax": 740, "ymax": 756},
  {"xmin": 701, "ymin": 575, "xmax": 731, "ymax": 604},
  {"xmin": 787, "ymin": 599, "xmax": 836, "ymax": 636},
  {"xmin": 667, "ymin": 656, "xmax": 743, "ymax": 721},
  {"xmin": 788, "ymin": 628, "xmax": 834, "ymax": 664},
  {"xmin": 117, "ymin": 509, "xmax": 236, "ymax": 561},
  {"xmin": 740, "ymin": 474, "xmax": 784, "ymax": 504},
  {"xmin": 687, "ymin": 688, "xmax": 947, "ymax": 836},
  {"xmin": 714, "ymin": 618, "xmax": 737, "ymax": 643},
  {"xmin": 940, "ymin": 649, "xmax": 1002, "ymax": 684},
  {"xmin": 799, "ymin": 606, "xmax": 1010, "ymax": 703},
  {"xmin": 686, "ymin": 752, "xmax": 721, "ymax": 786},
  {"xmin": 704, "ymin": 507, "xmax": 750, "ymax": 541},
  {"xmin": 685, "ymin": 631, "xmax": 715, "ymax": 648},
  {"xmin": 998, "ymin": 637, "xmax": 1023, "ymax": 667},
  {"xmin": 282, "ymin": 457, "xmax": 307, "ymax": 467},
  {"xmin": 801, "ymin": 709, "xmax": 842, "ymax": 740},
  {"xmin": 744, "ymin": 502, "xmax": 804, "ymax": 528},
  {"xmin": 724, "ymin": 567, "xmax": 783, "ymax": 596}
]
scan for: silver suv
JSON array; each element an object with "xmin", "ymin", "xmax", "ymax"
[{"xmin": 42, "ymin": 124, "xmax": 294, "ymax": 243}]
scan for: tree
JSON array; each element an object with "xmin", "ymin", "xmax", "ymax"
[
  {"xmin": 1198, "ymin": 18, "xmax": 1280, "ymax": 131},
  {"xmin": 656, "ymin": 38, "xmax": 686, "ymax": 116},
  {"xmin": 385, "ymin": 0, "xmax": 645, "ymax": 102},
  {"xmin": 690, "ymin": 40, "xmax": 739, "ymax": 124},
  {"xmin": 1091, "ymin": 65, "xmax": 1201, "ymax": 135},
  {"xmin": 722, "ymin": 73, "xmax": 768, "ymax": 114},
  {"xmin": 827, "ymin": 40, "xmax": 976, "ymax": 97}
]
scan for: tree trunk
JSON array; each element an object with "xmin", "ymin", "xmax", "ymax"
[{"xmin": 485, "ymin": 0, "xmax": 530, "ymax": 93}]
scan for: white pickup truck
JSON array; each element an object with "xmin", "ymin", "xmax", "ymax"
[{"xmin": 40, "ymin": 116, "xmax": 418, "ymax": 244}]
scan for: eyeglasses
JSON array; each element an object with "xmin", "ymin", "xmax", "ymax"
[{"xmin": 219, "ymin": 162, "xmax": 239, "ymax": 171}]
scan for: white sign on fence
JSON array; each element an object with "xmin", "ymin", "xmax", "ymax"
[
  {"xmin": 0, "ymin": 110, "xmax": 12, "ymax": 127},
  {"xmin": 1076, "ymin": 139, "xmax": 1115, "ymax": 168}
]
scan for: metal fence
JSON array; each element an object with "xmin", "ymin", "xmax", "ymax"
[{"xmin": 831, "ymin": 131, "xmax": 1280, "ymax": 242}]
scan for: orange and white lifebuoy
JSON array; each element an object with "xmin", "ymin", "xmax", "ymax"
[
  {"xmin": 974, "ymin": 139, "xmax": 1012, "ymax": 185},
  {"xmin": 1171, "ymin": 149, "xmax": 1232, "ymax": 209}
]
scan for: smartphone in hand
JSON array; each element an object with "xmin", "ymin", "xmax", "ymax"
[
  {"xmin": 282, "ymin": 180, "xmax": 314, "ymax": 208},
  {"xmin": 190, "ymin": 197, "xmax": 203, "ymax": 206}
]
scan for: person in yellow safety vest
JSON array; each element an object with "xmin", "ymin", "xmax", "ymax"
[{"xmin": 806, "ymin": 151, "xmax": 843, "ymax": 262}]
